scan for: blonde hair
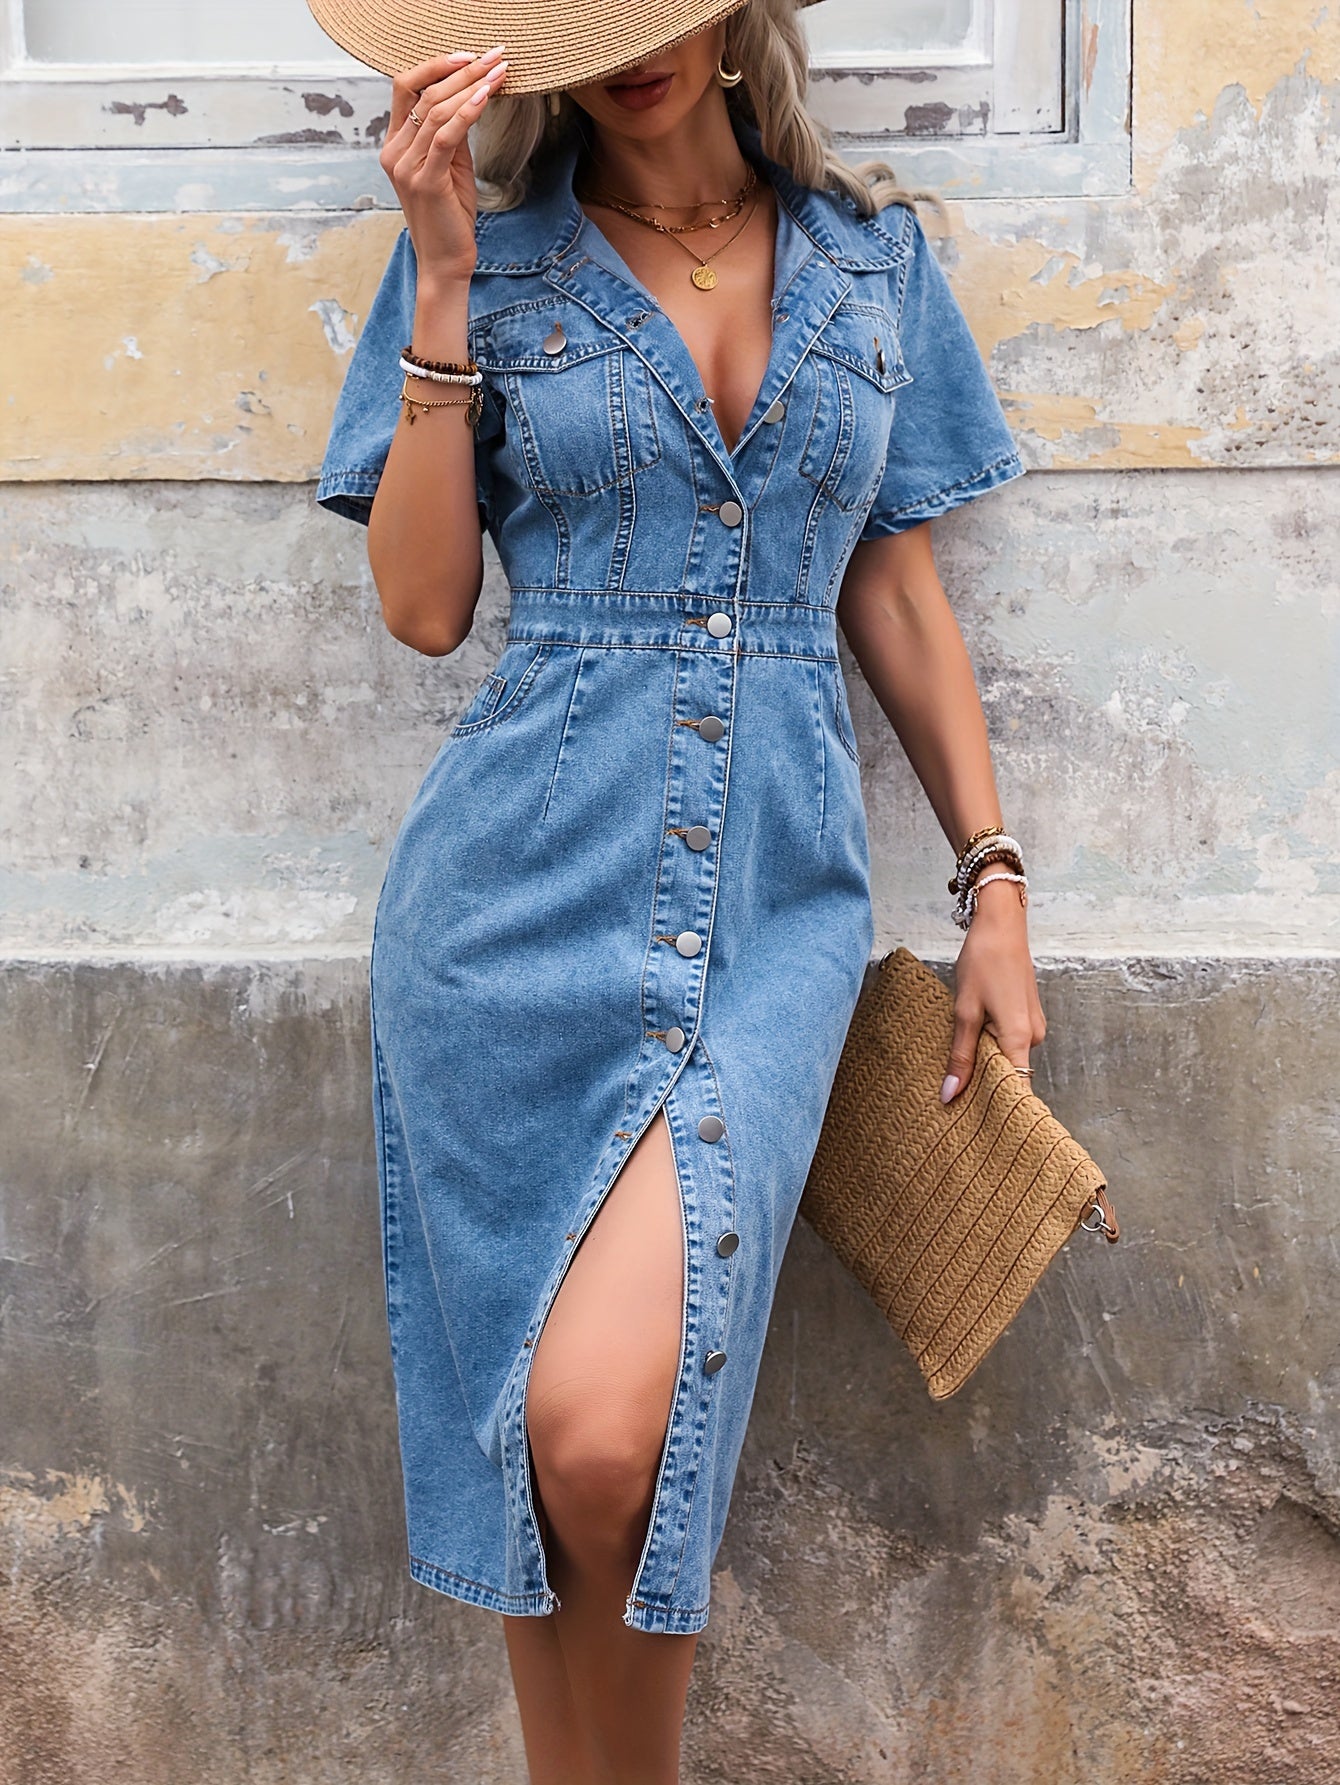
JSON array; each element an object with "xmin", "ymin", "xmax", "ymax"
[{"xmin": 471, "ymin": 0, "xmax": 926, "ymax": 217}]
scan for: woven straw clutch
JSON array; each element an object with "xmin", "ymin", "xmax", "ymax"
[{"xmin": 800, "ymin": 946, "xmax": 1119, "ymax": 1401}]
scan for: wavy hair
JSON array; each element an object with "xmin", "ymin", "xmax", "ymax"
[{"xmin": 470, "ymin": 0, "xmax": 927, "ymax": 217}]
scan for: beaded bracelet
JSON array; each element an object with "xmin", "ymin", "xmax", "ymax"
[
  {"xmin": 954, "ymin": 823, "xmax": 1006, "ymax": 875},
  {"xmin": 951, "ymin": 854, "xmax": 1026, "ymax": 929},
  {"xmin": 952, "ymin": 831, "xmax": 1023, "ymax": 892},
  {"xmin": 953, "ymin": 869, "xmax": 1029, "ymax": 931},
  {"xmin": 399, "ymin": 355, "xmax": 483, "ymax": 386},
  {"xmin": 959, "ymin": 840, "xmax": 1024, "ymax": 889},
  {"xmin": 402, "ymin": 344, "xmax": 479, "ymax": 375},
  {"xmin": 950, "ymin": 831, "xmax": 1025, "ymax": 895}
]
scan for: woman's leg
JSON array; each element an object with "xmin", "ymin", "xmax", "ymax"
[
  {"xmin": 504, "ymin": 1106, "xmax": 699, "ymax": 1785},
  {"xmin": 503, "ymin": 1603, "xmax": 613, "ymax": 1785}
]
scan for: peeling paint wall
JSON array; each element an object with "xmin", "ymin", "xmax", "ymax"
[
  {"xmin": 3, "ymin": 0, "xmax": 1339, "ymax": 1778},
  {"xmin": 4, "ymin": 6, "xmax": 1336, "ymax": 479}
]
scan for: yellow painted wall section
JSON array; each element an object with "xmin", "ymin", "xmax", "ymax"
[
  {"xmin": 1135, "ymin": 0, "xmax": 1340, "ymax": 177},
  {"xmin": 2, "ymin": 213, "xmax": 401, "ymax": 481}
]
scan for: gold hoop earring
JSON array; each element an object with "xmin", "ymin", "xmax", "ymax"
[
  {"xmin": 547, "ymin": 91, "xmax": 562, "ymax": 116},
  {"xmin": 716, "ymin": 53, "xmax": 744, "ymax": 87}
]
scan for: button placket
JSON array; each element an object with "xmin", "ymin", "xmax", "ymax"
[
  {"xmin": 622, "ymin": 1036, "xmax": 738, "ymax": 1615},
  {"xmin": 641, "ymin": 643, "xmax": 733, "ymax": 1093}
]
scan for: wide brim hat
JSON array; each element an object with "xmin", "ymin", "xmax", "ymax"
[{"xmin": 307, "ymin": 0, "xmax": 821, "ymax": 94}]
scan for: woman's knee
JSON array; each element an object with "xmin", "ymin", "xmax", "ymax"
[{"xmin": 528, "ymin": 1380, "xmax": 666, "ymax": 1551}]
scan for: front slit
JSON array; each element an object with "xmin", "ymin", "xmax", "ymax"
[
  {"xmin": 623, "ymin": 1102, "xmax": 691, "ymax": 1628},
  {"xmin": 516, "ymin": 1065, "xmax": 694, "ymax": 1618}
]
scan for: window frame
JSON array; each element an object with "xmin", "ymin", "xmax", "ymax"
[
  {"xmin": 804, "ymin": 0, "xmax": 1065, "ymax": 141},
  {"xmin": 0, "ymin": 0, "xmax": 1130, "ymax": 212}
]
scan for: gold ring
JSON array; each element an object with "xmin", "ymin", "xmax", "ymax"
[{"xmin": 408, "ymin": 106, "xmax": 424, "ymax": 126}]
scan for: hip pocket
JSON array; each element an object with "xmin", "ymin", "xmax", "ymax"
[{"xmin": 450, "ymin": 640, "xmax": 553, "ymax": 740}]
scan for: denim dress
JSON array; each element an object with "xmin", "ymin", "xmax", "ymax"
[{"xmin": 316, "ymin": 118, "xmax": 1023, "ymax": 1635}]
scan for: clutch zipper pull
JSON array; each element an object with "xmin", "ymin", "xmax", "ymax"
[{"xmin": 1078, "ymin": 1186, "xmax": 1120, "ymax": 1242}]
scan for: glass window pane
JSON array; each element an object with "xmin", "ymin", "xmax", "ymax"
[
  {"xmin": 802, "ymin": 0, "xmax": 984, "ymax": 64},
  {"xmin": 23, "ymin": 0, "xmax": 360, "ymax": 64}
]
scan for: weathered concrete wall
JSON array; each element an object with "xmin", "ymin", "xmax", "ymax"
[
  {"xmin": 2, "ymin": 956, "xmax": 1337, "ymax": 1782},
  {"xmin": 3, "ymin": 469, "xmax": 1338, "ymax": 956},
  {"xmin": 3, "ymin": 0, "xmax": 1339, "ymax": 1776}
]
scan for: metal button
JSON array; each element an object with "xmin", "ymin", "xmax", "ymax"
[
  {"xmin": 704, "ymin": 1349, "xmax": 728, "ymax": 1374},
  {"xmin": 762, "ymin": 398, "xmax": 786, "ymax": 424},
  {"xmin": 675, "ymin": 931, "xmax": 703, "ymax": 958},
  {"xmin": 698, "ymin": 715, "xmax": 725, "ymax": 742},
  {"xmin": 706, "ymin": 612, "xmax": 732, "ymax": 638},
  {"xmin": 697, "ymin": 1115, "xmax": 725, "ymax": 1143},
  {"xmin": 664, "ymin": 1025, "xmax": 686, "ymax": 1052},
  {"xmin": 715, "ymin": 1231, "xmax": 740, "ymax": 1257},
  {"xmin": 718, "ymin": 499, "xmax": 744, "ymax": 528},
  {"xmin": 542, "ymin": 322, "xmax": 566, "ymax": 354},
  {"xmin": 684, "ymin": 825, "xmax": 711, "ymax": 851}
]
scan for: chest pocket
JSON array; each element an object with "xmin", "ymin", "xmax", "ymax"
[
  {"xmin": 474, "ymin": 306, "xmax": 662, "ymax": 498},
  {"xmin": 799, "ymin": 300, "xmax": 911, "ymax": 513}
]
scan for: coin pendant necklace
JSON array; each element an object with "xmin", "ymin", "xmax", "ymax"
[
  {"xmin": 624, "ymin": 190, "xmax": 760, "ymax": 290},
  {"xmin": 681, "ymin": 191, "xmax": 758, "ymax": 288}
]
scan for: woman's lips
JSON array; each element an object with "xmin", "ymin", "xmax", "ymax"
[{"xmin": 604, "ymin": 72, "xmax": 674, "ymax": 109}]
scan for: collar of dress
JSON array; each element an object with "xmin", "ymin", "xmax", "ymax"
[{"xmin": 471, "ymin": 120, "xmax": 912, "ymax": 474}]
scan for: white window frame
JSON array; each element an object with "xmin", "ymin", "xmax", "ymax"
[
  {"xmin": 805, "ymin": 0, "xmax": 1064, "ymax": 141},
  {"xmin": 0, "ymin": 0, "xmax": 1129, "ymax": 212}
]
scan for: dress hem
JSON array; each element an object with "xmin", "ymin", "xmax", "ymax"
[
  {"xmin": 409, "ymin": 1553, "xmax": 556, "ymax": 1616},
  {"xmin": 623, "ymin": 1594, "xmax": 711, "ymax": 1636},
  {"xmin": 408, "ymin": 1553, "xmax": 710, "ymax": 1633}
]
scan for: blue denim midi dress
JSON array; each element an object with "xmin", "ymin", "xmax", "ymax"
[{"xmin": 317, "ymin": 117, "xmax": 1024, "ymax": 1635}]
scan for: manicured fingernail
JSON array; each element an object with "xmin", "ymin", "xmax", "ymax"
[
  {"xmin": 481, "ymin": 43, "xmax": 505, "ymax": 58},
  {"xmin": 940, "ymin": 1075, "xmax": 960, "ymax": 1104},
  {"xmin": 471, "ymin": 80, "xmax": 490, "ymax": 102}
]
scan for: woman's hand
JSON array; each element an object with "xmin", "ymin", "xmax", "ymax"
[
  {"xmin": 379, "ymin": 46, "xmax": 510, "ymax": 288},
  {"xmin": 941, "ymin": 878, "xmax": 1046, "ymax": 1101}
]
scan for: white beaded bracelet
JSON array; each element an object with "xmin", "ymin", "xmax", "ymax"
[
  {"xmin": 398, "ymin": 356, "xmax": 484, "ymax": 385},
  {"xmin": 953, "ymin": 869, "xmax": 1029, "ymax": 931},
  {"xmin": 953, "ymin": 832, "xmax": 1025, "ymax": 896}
]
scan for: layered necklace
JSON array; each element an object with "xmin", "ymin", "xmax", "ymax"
[{"xmin": 578, "ymin": 162, "xmax": 760, "ymax": 291}]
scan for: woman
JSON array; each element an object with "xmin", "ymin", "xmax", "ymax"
[{"xmin": 313, "ymin": 0, "xmax": 1043, "ymax": 1776}]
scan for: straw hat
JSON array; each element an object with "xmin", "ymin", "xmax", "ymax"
[{"xmin": 307, "ymin": 0, "xmax": 822, "ymax": 94}]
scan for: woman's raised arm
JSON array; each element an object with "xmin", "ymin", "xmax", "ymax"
[{"xmin": 366, "ymin": 47, "xmax": 509, "ymax": 655}]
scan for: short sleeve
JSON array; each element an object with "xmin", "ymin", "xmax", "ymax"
[
  {"xmin": 858, "ymin": 207, "xmax": 1025, "ymax": 542},
  {"xmin": 314, "ymin": 226, "xmax": 497, "ymax": 532}
]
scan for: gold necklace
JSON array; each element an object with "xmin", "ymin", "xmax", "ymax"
[
  {"xmin": 581, "ymin": 165, "xmax": 757, "ymax": 237},
  {"xmin": 664, "ymin": 189, "xmax": 762, "ymax": 289}
]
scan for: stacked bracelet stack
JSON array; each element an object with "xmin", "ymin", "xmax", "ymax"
[
  {"xmin": 948, "ymin": 823, "xmax": 1029, "ymax": 930},
  {"xmin": 398, "ymin": 344, "xmax": 484, "ymax": 427}
]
